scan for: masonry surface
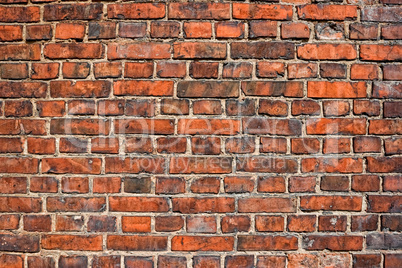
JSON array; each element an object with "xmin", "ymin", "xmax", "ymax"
[{"xmin": 0, "ymin": 0, "xmax": 401, "ymax": 267}]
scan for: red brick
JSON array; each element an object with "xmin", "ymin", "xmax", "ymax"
[
  {"xmin": 0, "ymin": 6, "xmax": 40, "ymax": 23},
  {"xmin": 184, "ymin": 22, "xmax": 212, "ymax": 38},
  {"xmin": 31, "ymin": 63, "xmax": 59, "ymax": 80},
  {"xmin": 216, "ymin": 22, "xmax": 245, "ymax": 38},
  {"xmin": 155, "ymin": 216, "xmax": 184, "ymax": 232},
  {"xmin": 249, "ymin": 21, "xmax": 277, "ymax": 38},
  {"xmin": 47, "ymin": 197, "xmax": 105, "ymax": 212},
  {"xmin": 257, "ymin": 62, "xmax": 285, "ymax": 78},
  {"xmin": 94, "ymin": 62, "xmax": 122, "ymax": 78},
  {"xmin": 232, "ymin": 42, "xmax": 294, "ymax": 59},
  {"xmin": 298, "ymin": 44, "xmax": 356, "ymax": 60},
  {"xmin": 306, "ymin": 118, "xmax": 366, "ymax": 135},
  {"xmin": 156, "ymin": 177, "xmax": 185, "ymax": 194},
  {"xmin": 44, "ymin": 43, "xmax": 103, "ymax": 59},
  {"xmin": 233, "ymin": 4, "xmax": 292, "ymax": 20},
  {"xmin": 323, "ymin": 100, "xmax": 350, "ymax": 116},
  {"xmin": 108, "ymin": 43, "xmax": 170, "ymax": 60},
  {"xmin": 351, "ymin": 215, "xmax": 378, "ymax": 232},
  {"xmin": 157, "ymin": 61, "xmax": 186, "ymax": 78},
  {"xmin": 0, "ymin": 215, "xmax": 20, "ymax": 230},
  {"xmin": 353, "ymin": 100, "xmax": 380, "ymax": 116},
  {"xmin": 258, "ymin": 176, "xmax": 286, "ymax": 193},
  {"xmin": 62, "ymin": 62, "xmax": 90, "ymax": 79},
  {"xmin": 0, "ymin": 25, "xmax": 22, "ymax": 41},
  {"xmin": 42, "ymin": 235, "xmax": 102, "ymax": 251},
  {"xmin": 172, "ymin": 197, "xmax": 235, "ymax": 213},
  {"xmin": 107, "ymin": 235, "xmax": 167, "ymax": 251},
  {"xmin": 237, "ymin": 156, "xmax": 298, "ymax": 173},
  {"xmin": 0, "ymin": 197, "xmax": 41, "ymax": 213},
  {"xmin": 1, "ymin": 63, "xmax": 28, "ymax": 79},
  {"xmin": 288, "ymin": 215, "xmax": 316, "ymax": 232},
  {"xmin": 318, "ymin": 215, "xmax": 347, "ymax": 232},
  {"xmin": 239, "ymin": 197, "xmax": 296, "ymax": 213},
  {"xmin": 221, "ymin": 216, "xmax": 251, "ymax": 233},
  {"xmin": 303, "ymin": 235, "xmax": 363, "ymax": 251},
  {"xmin": 289, "ymin": 176, "xmax": 316, "ymax": 192},
  {"xmin": 169, "ymin": 3, "xmax": 230, "ymax": 20},
  {"xmin": 282, "ymin": 22, "xmax": 310, "ymax": 39},
  {"xmin": 382, "ymin": 24, "xmax": 402, "ymax": 40},
  {"xmin": 55, "ymin": 23, "xmax": 85, "ymax": 40},
  {"xmin": 30, "ymin": 177, "xmax": 58, "ymax": 193},
  {"xmin": 122, "ymin": 216, "xmax": 150, "ymax": 233},
  {"xmin": 360, "ymin": 44, "xmax": 402, "ymax": 61},
  {"xmin": 298, "ymin": 5, "xmax": 357, "ymax": 20},
  {"xmin": 300, "ymin": 196, "xmax": 362, "ymax": 211},
  {"xmin": 172, "ymin": 236, "xmax": 234, "ymax": 251},
  {"xmin": 238, "ymin": 235, "xmax": 298, "ymax": 251},
  {"xmin": 88, "ymin": 22, "xmax": 116, "ymax": 39},
  {"xmin": 26, "ymin": 25, "xmax": 52, "ymax": 41},
  {"xmin": 350, "ymin": 23, "xmax": 378, "ymax": 40},
  {"xmin": 151, "ymin": 21, "xmax": 180, "ymax": 38},
  {"xmin": 321, "ymin": 176, "xmax": 349, "ymax": 191},
  {"xmin": 118, "ymin": 22, "xmax": 146, "ymax": 38},
  {"xmin": 44, "ymin": 3, "xmax": 103, "ymax": 21},
  {"xmin": 56, "ymin": 215, "xmax": 84, "ymax": 232},
  {"xmin": 190, "ymin": 177, "xmax": 220, "ymax": 194},
  {"xmin": 23, "ymin": 215, "xmax": 51, "ymax": 232}
]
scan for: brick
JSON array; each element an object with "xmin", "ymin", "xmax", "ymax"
[
  {"xmin": 187, "ymin": 216, "xmax": 216, "ymax": 233},
  {"xmin": 118, "ymin": 22, "xmax": 146, "ymax": 38},
  {"xmin": 27, "ymin": 138, "xmax": 56, "ymax": 154},
  {"xmin": 172, "ymin": 236, "xmax": 234, "ymax": 251},
  {"xmin": 226, "ymin": 99, "xmax": 255, "ymax": 116},
  {"xmin": 30, "ymin": 177, "xmax": 58, "ymax": 193},
  {"xmin": 93, "ymin": 177, "xmax": 121, "ymax": 193},
  {"xmin": 0, "ymin": 44, "xmax": 40, "ymax": 61},
  {"xmin": 31, "ymin": 63, "xmax": 59, "ymax": 80},
  {"xmin": 157, "ymin": 61, "xmax": 186, "ymax": 78},
  {"xmin": 172, "ymin": 197, "xmax": 235, "ymax": 213},
  {"xmin": 169, "ymin": 3, "xmax": 230, "ymax": 20},
  {"xmin": 89, "ymin": 22, "xmax": 116, "ymax": 39},
  {"xmin": 382, "ymin": 215, "xmax": 402, "ymax": 231},
  {"xmin": 318, "ymin": 215, "xmax": 347, "ymax": 232},
  {"xmin": 288, "ymin": 215, "xmax": 316, "ymax": 232},
  {"xmin": 282, "ymin": 22, "xmax": 310, "ymax": 39},
  {"xmin": 0, "ymin": 138, "xmax": 23, "ymax": 153},
  {"xmin": 302, "ymin": 157, "xmax": 363, "ymax": 173},
  {"xmin": 307, "ymin": 81, "xmax": 367, "ymax": 98},
  {"xmin": 47, "ymin": 197, "xmax": 105, "ymax": 212},
  {"xmin": 316, "ymin": 22, "xmax": 344, "ymax": 40},
  {"xmin": 258, "ymin": 99, "xmax": 288, "ymax": 116},
  {"xmin": 321, "ymin": 176, "xmax": 349, "ymax": 191},
  {"xmin": 24, "ymin": 215, "xmax": 51, "ymax": 232},
  {"xmin": 257, "ymin": 62, "xmax": 285, "ymax": 78},
  {"xmin": 385, "ymin": 137, "xmax": 402, "ymax": 155},
  {"xmin": 27, "ymin": 256, "xmax": 55, "ymax": 268},
  {"xmin": 0, "ymin": 6, "xmax": 40, "ymax": 23},
  {"xmin": 298, "ymin": 5, "xmax": 357, "ymax": 20},
  {"xmin": 216, "ymin": 22, "xmax": 245, "ymax": 38},
  {"xmin": 151, "ymin": 21, "xmax": 180, "ymax": 38},
  {"xmin": 361, "ymin": 7, "xmax": 401, "ymax": 22},
  {"xmin": 221, "ymin": 216, "xmax": 251, "ymax": 233},
  {"xmin": 225, "ymin": 256, "xmax": 254, "ymax": 268},
  {"xmin": 249, "ymin": 21, "xmax": 277, "ymax": 38},
  {"xmin": 122, "ymin": 216, "xmax": 150, "ymax": 232},
  {"xmin": 26, "ymin": 25, "xmax": 52, "ymax": 41},
  {"xmin": 190, "ymin": 177, "xmax": 220, "ymax": 193},
  {"xmin": 190, "ymin": 62, "xmax": 218, "ymax": 78},
  {"xmin": 233, "ymin": 4, "xmax": 292, "ymax": 20},
  {"xmin": 258, "ymin": 176, "xmax": 286, "ymax": 193},
  {"xmin": 232, "ymin": 42, "xmax": 294, "ymax": 59},
  {"xmin": 382, "ymin": 24, "xmax": 402, "ymax": 40},
  {"xmin": 184, "ymin": 22, "xmax": 212, "ymax": 39},
  {"xmin": 0, "ymin": 25, "xmax": 22, "ymax": 41},
  {"xmin": 44, "ymin": 3, "xmax": 103, "ymax": 21},
  {"xmin": 62, "ymin": 62, "xmax": 90, "ymax": 79},
  {"xmin": 360, "ymin": 44, "xmax": 402, "ymax": 61},
  {"xmin": 367, "ymin": 195, "xmax": 401, "ymax": 213},
  {"xmin": 306, "ymin": 118, "xmax": 366, "ymax": 135},
  {"xmin": 351, "ymin": 64, "xmax": 379, "ymax": 80},
  {"xmin": 323, "ymin": 100, "xmax": 350, "ymax": 116},
  {"xmin": 243, "ymin": 118, "xmax": 301, "ymax": 135},
  {"xmin": 55, "ymin": 23, "xmax": 85, "ymax": 40},
  {"xmin": 125, "ymin": 257, "xmax": 153, "ymax": 268},
  {"xmin": 223, "ymin": 62, "xmax": 252, "ymax": 79},
  {"xmin": 0, "ymin": 157, "xmax": 39, "ymax": 174},
  {"xmin": 0, "ymin": 214, "xmax": 20, "ymax": 230},
  {"xmin": 288, "ymin": 63, "xmax": 317, "ymax": 79},
  {"xmin": 300, "ymin": 196, "xmax": 362, "ymax": 211},
  {"xmin": 256, "ymin": 216, "xmax": 284, "ymax": 232},
  {"xmin": 353, "ymin": 100, "xmax": 380, "ymax": 116},
  {"xmin": 193, "ymin": 100, "xmax": 221, "ymax": 115},
  {"xmin": 242, "ymin": 81, "xmax": 303, "ymax": 97},
  {"xmin": 156, "ymin": 177, "xmax": 185, "ymax": 194},
  {"xmin": 353, "ymin": 254, "xmax": 381, "ymax": 268},
  {"xmin": 1, "ymin": 63, "xmax": 28, "ymax": 79},
  {"xmin": 94, "ymin": 62, "xmax": 122, "ymax": 78},
  {"xmin": 350, "ymin": 23, "xmax": 378, "ymax": 40},
  {"xmin": 0, "ymin": 234, "xmax": 39, "ymax": 252},
  {"xmin": 0, "ymin": 197, "xmax": 41, "ymax": 213},
  {"xmin": 155, "ymin": 216, "xmax": 184, "ymax": 232},
  {"xmin": 366, "ymin": 233, "xmax": 402, "ymax": 250},
  {"xmin": 56, "ymin": 215, "xmax": 84, "ymax": 232},
  {"xmin": 114, "ymin": 80, "xmax": 173, "ymax": 96},
  {"xmin": 225, "ymin": 137, "xmax": 255, "ymax": 154},
  {"xmin": 320, "ymin": 63, "xmax": 346, "ymax": 78},
  {"xmin": 298, "ymin": 44, "xmax": 356, "ymax": 60},
  {"xmin": 158, "ymin": 256, "xmax": 186, "ymax": 268},
  {"xmin": 239, "ymin": 197, "xmax": 296, "ymax": 213},
  {"xmin": 109, "ymin": 196, "xmax": 168, "ymax": 212},
  {"xmin": 237, "ymin": 156, "xmax": 298, "ymax": 173},
  {"xmin": 45, "ymin": 43, "xmax": 103, "ymax": 59},
  {"xmin": 42, "ymin": 235, "xmax": 102, "ymax": 251},
  {"xmin": 257, "ymin": 256, "xmax": 286, "ymax": 268},
  {"xmin": 59, "ymin": 256, "xmax": 87, "ymax": 268},
  {"xmin": 289, "ymin": 176, "xmax": 316, "ymax": 192},
  {"xmin": 108, "ymin": 43, "xmax": 170, "ymax": 60},
  {"xmin": 61, "ymin": 177, "xmax": 89, "ymax": 193},
  {"xmin": 303, "ymin": 235, "xmax": 363, "ymax": 251},
  {"xmin": 383, "ymin": 65, "xmax": 402, "ymax": 81},
  {"xmin": 126, "ymin": 99, "xmax": 155, "ymax": 117},
  {"xmin": 367, "ymin": 156, "xmax": 402, "ymax": 173},
  {"xmin": 351, "ymin": 215, "xmax": 378, "ymax": 232},
  {"xmin": 174, "ymin": 42, "xmax": 226, "ymax": 59},
  {"xmin": 353, "ymin": 137, "xmax": 381, "ymax": 153},
  {"xmin": 107, "ymin": 235, "xmax": 167, "ymax": 251},
  {"xmin": 292, "ymin": 100, "xmax": 320, "ymax": 116},
  {"xmin": 372, "ymin": 82, "xmax": 402, "ymax": 99},
  {"xmin": 237, "ymin": 235, "xmax": 298, "ymax": 251}
]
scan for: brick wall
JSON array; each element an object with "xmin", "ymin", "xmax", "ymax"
[{"xmin": 0, "ymin": 0, "xmax": 401, "ymax": 267}]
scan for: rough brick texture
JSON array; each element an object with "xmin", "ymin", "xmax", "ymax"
[{"xmin": 0, "ymin": 0, "xmax": 401, "ymax": 267}]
